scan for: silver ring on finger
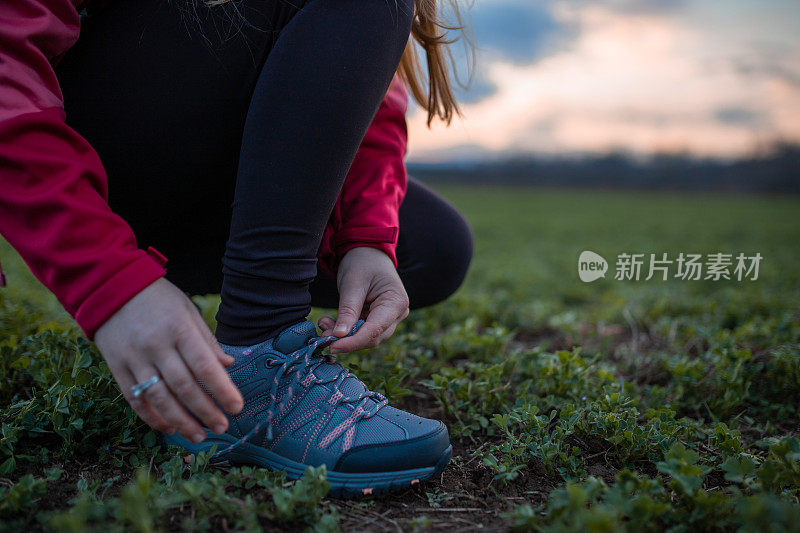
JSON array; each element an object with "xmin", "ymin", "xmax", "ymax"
[{"xmin": 131, "ymin": 375, "xmax": 161, "ymax": 398}]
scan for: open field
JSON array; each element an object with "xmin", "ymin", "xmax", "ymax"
[{"xmin": 1, "ymin": 186, "xmax": 800, "ymax": 531}]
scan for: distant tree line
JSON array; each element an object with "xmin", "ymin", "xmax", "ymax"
[{"xmin": 408, "ymin": 143, "xmax": 800, "ymax": 193}]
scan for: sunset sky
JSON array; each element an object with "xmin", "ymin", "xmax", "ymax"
[{"xmin": 405, "ymin": 0, "xmax": 800, "ymax": 162}]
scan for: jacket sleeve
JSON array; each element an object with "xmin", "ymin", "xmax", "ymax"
[
  {"xmin": 0, "ymin": 0, "xmax": 166, "ymax": 339},
  {"xmin": 317, "ymin": 76, "xmax": 409, "ymax": 276}
]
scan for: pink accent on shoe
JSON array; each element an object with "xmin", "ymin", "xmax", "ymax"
[
  {"xmin": 362, "ymin": 487, "xmax": 373, "ymax": 495},
  {"xmin": 302, "ymin": 413, "xmax": 330, "ymax": 463},
  {"xmin": 270, "ymin": 408, "xmax": 320, "ymax": 449},
  {"xmin": 342, "ymin": 425, "xmax": 356, "ymax": 453},
  {"xmin": 328, "ymin": 390, "xmax": 344, "ymax": 406},
  {"xmin": 280, "ymin": 387, "xmax": 294, "ymax": 413},
  {"xmin": 318, "ymin": 406, "xmax": 364, "ymax": 449}
]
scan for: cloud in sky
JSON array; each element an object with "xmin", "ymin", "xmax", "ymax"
[
  {"xmin": 467, "ymin": 1, "xmax": 569, "ymax": 65},
  {"xmin": 449, "ymin": 0, "xmax": 574, "ymax": 103},
  {"xmin": 406, "ymin": 0, "xmax": 800, "ymax": 161}
]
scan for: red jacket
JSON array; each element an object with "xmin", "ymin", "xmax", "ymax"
[{"xmin": 0, "ymin": 0, "xmax": 408, "ymax": 339}]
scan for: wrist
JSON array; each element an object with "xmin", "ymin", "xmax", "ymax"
[
  {"xmin": 331, "ymin": 227, "xmax": 399, "ymax": 269},
  {"xmin": 338, "ymin": 243, "xmax": 396, "ymax": 267},
  {"xmin": 337, "ymin": 246, "xmax": 396, "ymax": 287},
  {"xmin": 340, "ymin": 246, "xmax": 393, "ymax": 265},
  {"xmin": 76, "ymin": 253, "xmax": 167, "ymax": 340}
]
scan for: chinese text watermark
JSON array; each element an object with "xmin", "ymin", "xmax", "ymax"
[{"xmin": 578, "ymin": 251, "xmax": 762, "ymax": 282}]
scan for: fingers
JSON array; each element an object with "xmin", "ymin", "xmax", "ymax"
[
  {"xmin": 332, "ymin": 273, "xmax": 367, "ymax": 337},
  {"xmin": 116, "ymin": 366, "xmax": 174, "ymax": 434},
  {"xmin": 318, "ymin": 316, "xmax": 336, "ymax": 336},
  {"xmin": 130, "ymin": 363, "xmax": 207, "ymax": 443},
  {"xmin": 155, "ymin": 353, "xmax": 229, "ymax": 435},
  {"xmin": 93, "ymin": 278, "xmax": 243, "ymax": 442},
  {"xmin": 175, "ymin": 322, "xmax": 244, "ymax": 415},
  {"xmin": 330, "ymin": 294, "xmax": 408, "ymax": 354},
  {"xmin": 189, "ymin": 307, "xmax": 235, "ymax": 368}
]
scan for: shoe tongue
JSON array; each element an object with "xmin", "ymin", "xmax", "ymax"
[{"xmin": 272, "ymin": 320, "xmax": 317, "ymax": 353}]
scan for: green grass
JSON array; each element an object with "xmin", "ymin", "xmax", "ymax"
[{"xmin": 1, "ymin": 186, "xmax": 799, "ymax": 531}]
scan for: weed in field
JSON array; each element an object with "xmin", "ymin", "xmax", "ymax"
[{"xmin": 1, "ymin": 187, "xmax": 799, "ymax": 530}]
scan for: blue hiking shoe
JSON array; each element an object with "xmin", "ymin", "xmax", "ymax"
[{"xmin": 164, "ymin": 320, "xmax": 452, "ymax": 497}]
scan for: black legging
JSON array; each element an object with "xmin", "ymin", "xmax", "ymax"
[{"xmin": 56, "ymin": 0, "xmax": 472, "ymax": 345}]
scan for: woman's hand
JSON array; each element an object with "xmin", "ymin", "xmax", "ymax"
[
  {"xmin": 94, "ymin": 278, "xmax": 244, "ymax": 443},
  {"xmin": 317, "ymin": 247, "xmax": 409, "ymax": 353}
]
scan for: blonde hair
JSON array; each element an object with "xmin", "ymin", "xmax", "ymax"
[{"xmin": 398, "ymin": 0, "xmax": 470, "ymax": 126}]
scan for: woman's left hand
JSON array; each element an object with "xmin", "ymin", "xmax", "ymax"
[{"xmin": 317, "ymin": 246, "xmax": 409, "ymax": 353}]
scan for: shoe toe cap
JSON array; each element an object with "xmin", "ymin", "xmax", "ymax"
[{"xmin": 334, "ymin": 418, "xmax": 450, "ymax": 473}]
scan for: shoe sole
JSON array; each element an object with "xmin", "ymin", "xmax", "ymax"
[{"xmin": 163, "ymin": 431, "xmax": 453, "ymax": 498}]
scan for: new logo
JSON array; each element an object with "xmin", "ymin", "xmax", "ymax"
[{"xmin": 578, "ymin": 251, "xmax": 608, "ymax": 282}]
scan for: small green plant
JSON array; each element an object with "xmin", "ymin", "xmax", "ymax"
[{"xmin": 2, "ymin": 187, "xmax": 800, "ymax": 529}]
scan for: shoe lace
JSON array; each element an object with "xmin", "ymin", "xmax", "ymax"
[{"xmin": 212, "ymin": 320, "xmax": 387, "ymax": 459}]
